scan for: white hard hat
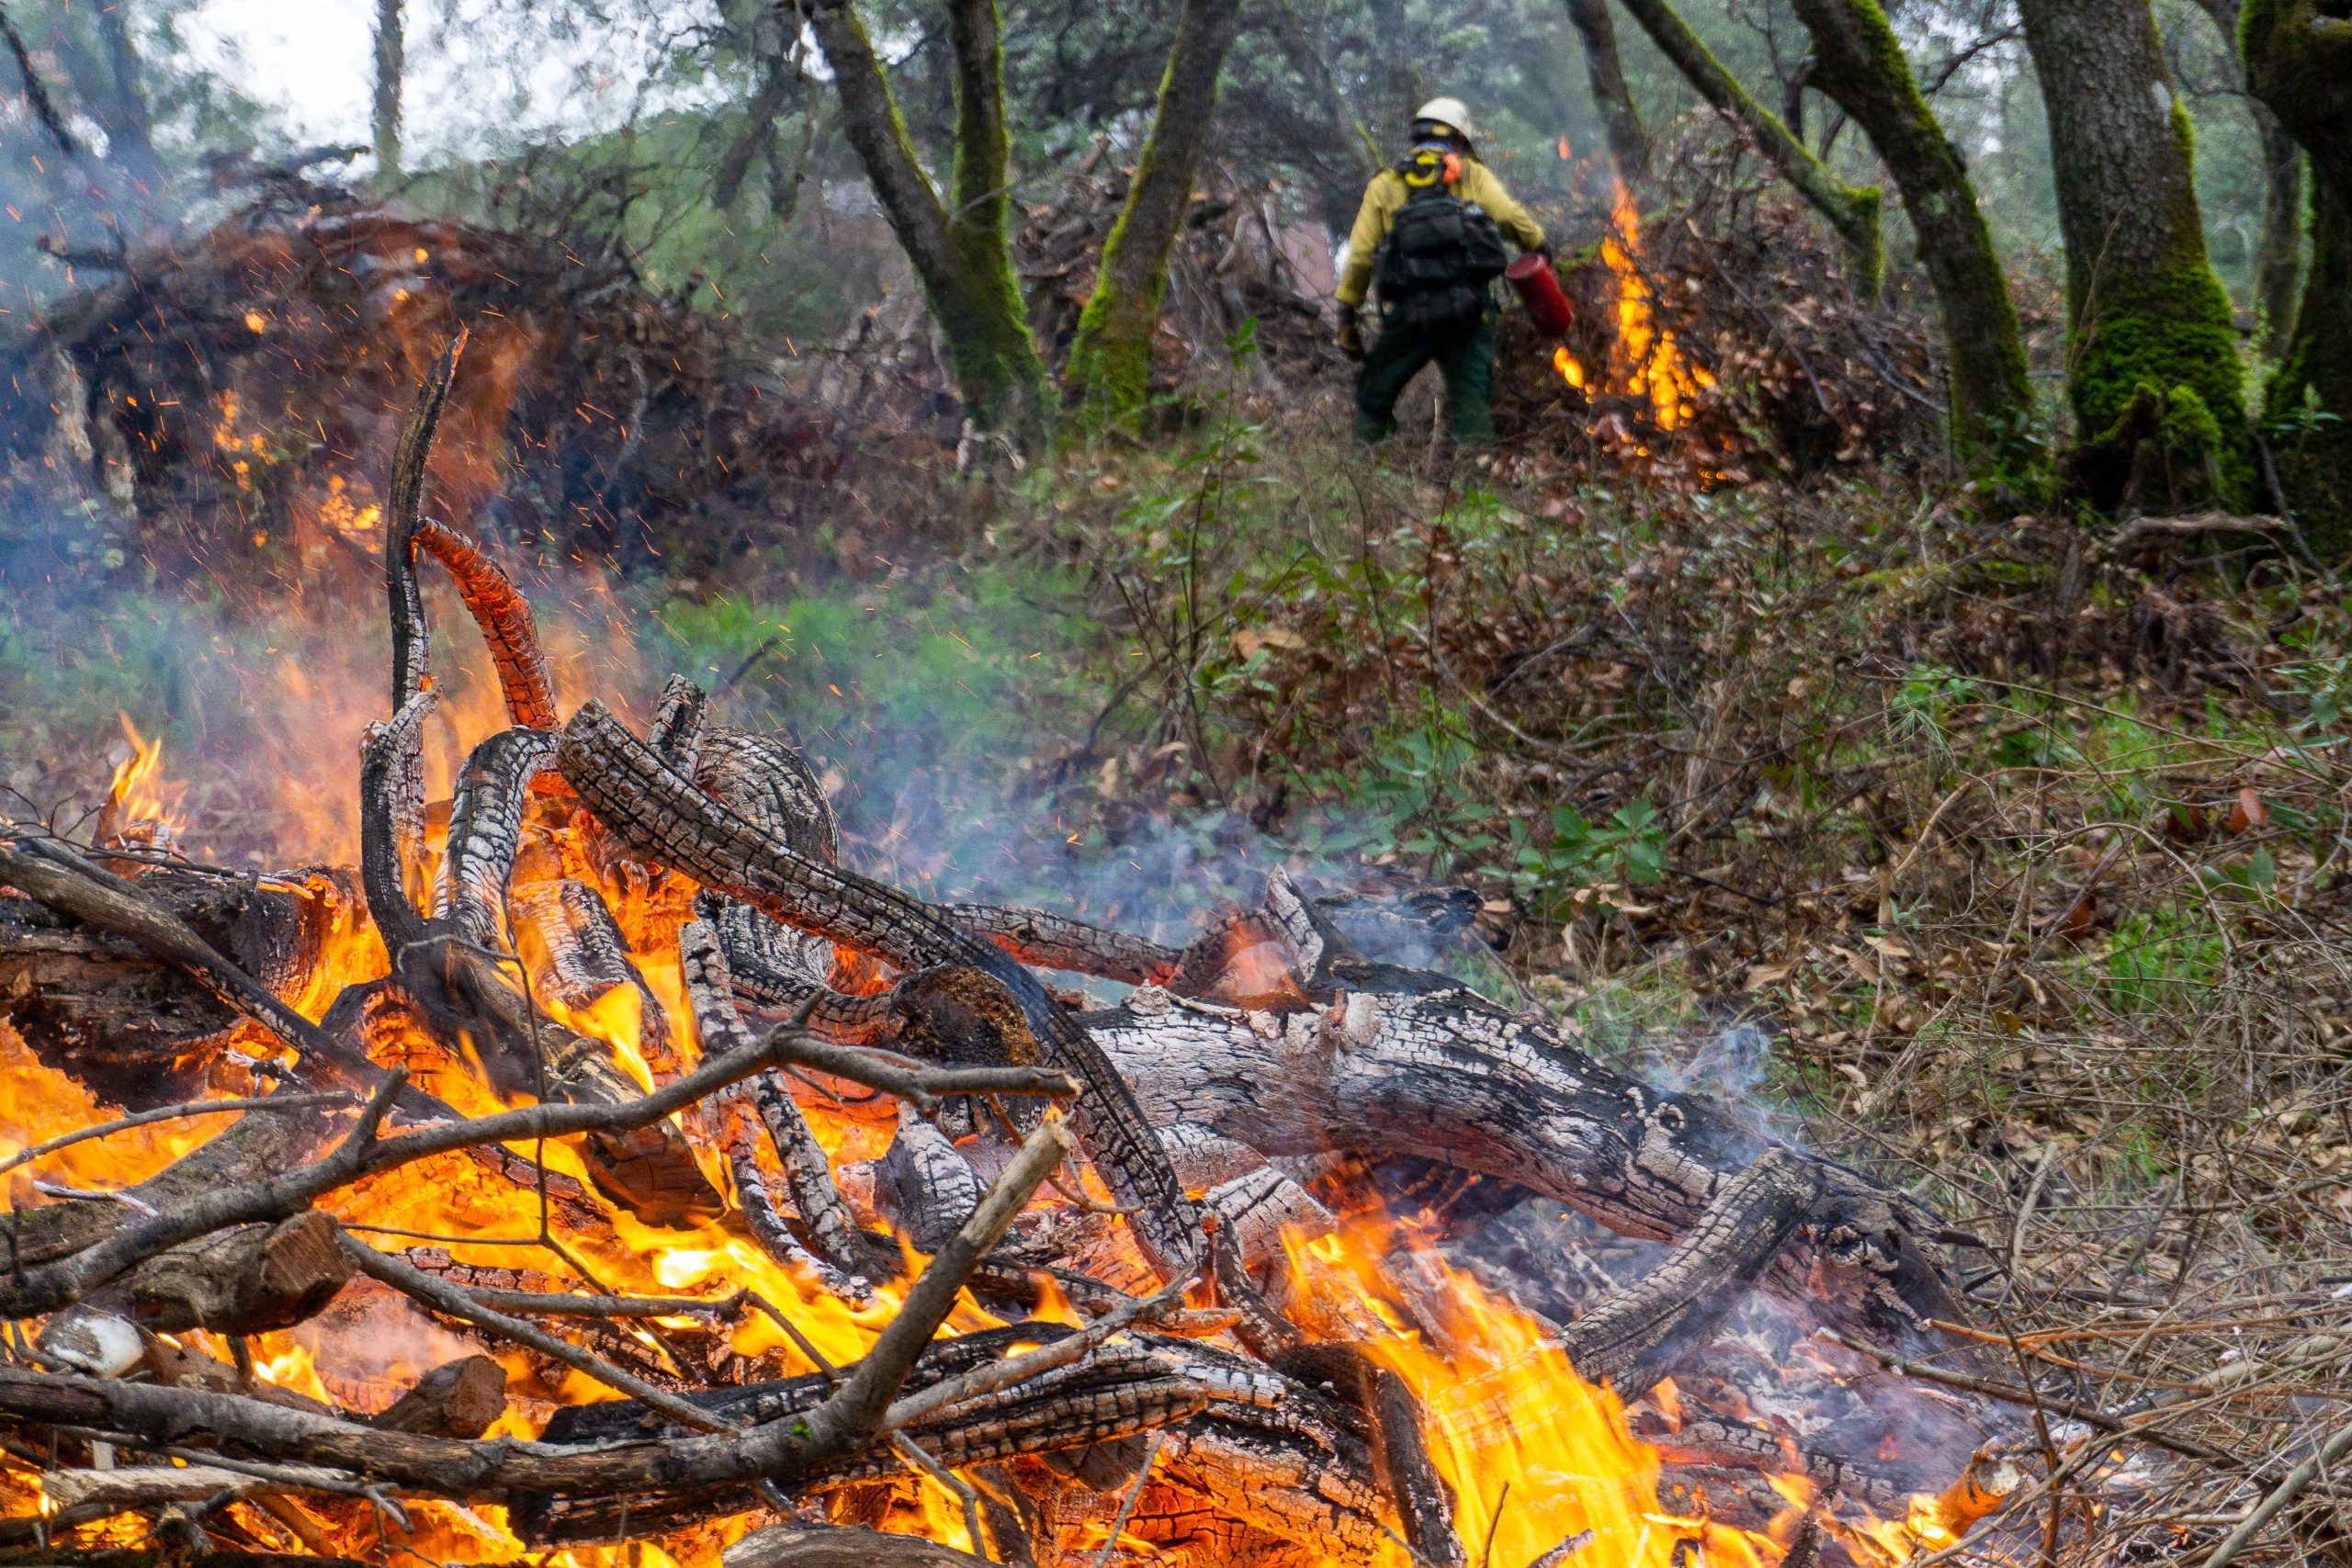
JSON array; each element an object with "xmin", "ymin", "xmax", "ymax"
[{"xmin": 1411, "ymin": 97, "xmax": 1474, "ymax": 139}]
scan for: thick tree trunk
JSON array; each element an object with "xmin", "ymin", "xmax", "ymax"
[
  {"xmin": 1064, "ymin": 0, "xmax": 1248, "ymax": 427},
  {"xmin": 2240, "ymin": 0, "xmax": 2352, "ymax": 197},
  {"xmin": 2017, "ymin": 0, "xmax": 2251, "ymax": 510},
  {"xmin": 1607, "ymin": 0, "xmax": 1883, "ymax": 289},
  {"xmin": 2241, "ymin": 0, "xmax": 2352, "ymax": 554},
  {"xmin": 1561, "ymin": 0, "xmax": 1651, "ymax": 184},
  {"xmin": 2253, "ymin": 124, "xmax": 2304, "ymax": 357},
  {"xmin": 2263, "ymin": 184, "xmax": 2352, "ymax": 558},
  {"xmin": 802, "ymin": 0, "xmax": 1049, "ymax": 435},
  {"xmin": 372, "ymin": 0, "xmax": 404, "ymax": 179},
  {"xmin": 1783, "ymin": 0, "xmax": 2035, "ymax": 479}
]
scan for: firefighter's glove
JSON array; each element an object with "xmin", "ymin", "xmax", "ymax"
[{"xmin": 1337, "ymin": 304, "xmax": 1366, "ymax": 361}]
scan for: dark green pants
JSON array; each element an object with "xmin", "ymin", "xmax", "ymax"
[{"xmin": 1353, "ymin": 308, "xmax": 1498, "ymax": 444}]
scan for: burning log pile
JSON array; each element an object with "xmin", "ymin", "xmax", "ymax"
[
  {"xmin": 0, "ymin": 179, "xmax": 838, "ymax": 581},
  {"xmin": 0, "ymin": 345, "xmax": 2007, "ymax": 1566}
]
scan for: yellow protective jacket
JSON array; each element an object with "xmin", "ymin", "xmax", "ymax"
[{"xmin": 1336, "ymin": 160, "xmax": 1545, "ymax": 309}]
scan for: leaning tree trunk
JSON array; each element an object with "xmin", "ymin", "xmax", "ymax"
[
  {"xmin": 2242, "ymin": 0, "xmax": 2352, "ymax": 556},
  {"xmin": 802, "ymin": 0, "xmax": 1050, "ymax": 436},
  {"xmin": 1561, "ymin": 0, "xmax": 1651, "ymax": 185},
  {"xmin": 1064, "ymin": 0, "xmax": 1248, "ymax": 428},
  {"xmin": 1607, "ymin": 0, "xmax": 1883, "ymax": 291},
  {"xmin": 1782, "ymin": 0, "xmax": 2035, "ymax": 482},
  {"xmin": 2018, "ymin": 0, "xmax": 2251, "ymax": 513}
]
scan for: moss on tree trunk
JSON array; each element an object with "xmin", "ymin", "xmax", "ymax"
[
  {"xmin": 1064, "ymin": 0, "xmax": 1247, "ymax": 429},
  {"xmin": 2018, "ymin": 0, "xmax": 2251, "ymax": 512},
  {"xmin": 1608, "ymin": 0, "xmax": 1883, "ymax": 292},
  {"xmin": 803, "ymin": 0, "xmax": 1047, "ymax": 437},
  {"xmin": 1785, "ymin": 0, "xmax": 2034, "ymax": 484}
]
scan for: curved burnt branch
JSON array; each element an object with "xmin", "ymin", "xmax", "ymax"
[
  {"xmin": 357, "ymin": 691, "xmax": 435, "ymax": 954},
  {"xmin": 695, "ymin": 726, "xmax": 839, "ymax": 863},
  {"xmin": 434, "ymin": 727, "xmax": 559, "ymax": 949},
  {"xmin": 682, "ymin": 919, "xmax": 876, "ymax": 1298},
  {"xmin": 1557, "ymin": 1145, "xmax": 1824, "ymax": 1399},
  {"xmin": 555, "ymin": 699, "xmax": 1204, "ymax": 1281},
  {"xmin": 413, "ymin": 518, "xmax": 560, "ymax": 730},
  {"xmin": 387, "ymin": 334, "xmax": 465, "ymax": 715},
  {"xmin": 511, "ymin": 877, "xmax": 678, "ymax": 1077}
]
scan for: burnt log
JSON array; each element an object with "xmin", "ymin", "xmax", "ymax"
[
  {"xmin": 1089, "ymin": 949, "xmax": 1963, "ymax": 1350},
  {"xmin": 358, "ymin": 705, "xmax": 718, "ymax": 1226},
  {"xmin": 364, "ymin": 1352, "xmax": 509, "ymax": 1438},
  {"xmin": 1554, "ymin": 1145, "xmax": 1824, "ymax": 1400},
  {"xmin": 0, "ymin": 860, "xmax": 345, "ymax": 1101},
  {"xmin": 555, "ymin": 700, "xmax": 1204, "ymax": 1280},
  {"xmin": 0, "ymin": 1098, "xmax": 344, "ymax": 1276},
  {"xmin": 103, "ymin": 1209, "xmax": 355, "ymax": 1337}
]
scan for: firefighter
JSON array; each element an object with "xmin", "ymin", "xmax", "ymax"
[{"xmin": 1336, "ymin": 97, "xmax": 1547, "ymax": 445}]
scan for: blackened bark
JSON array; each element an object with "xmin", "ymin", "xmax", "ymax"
[
  {"xmin": 2018, "ymin": 0, "xmax": 2251, "ymax": 504},
  {"xmin": 1090, "ymin": 976, "xmax": 1964, "ymax": 1348},
  {"xmin": 1065, "ymin": 0, "xmax": 1248, "ymax": 425},
  {"xmin": 1562, "ymin": 0, "xmax": 1651, "ymax": 183},
  {"xmin": 1784, "ymin": 0, "xmax": 2035, "ymax": 476}
]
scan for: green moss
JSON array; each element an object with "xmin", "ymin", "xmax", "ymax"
[
  {"xmin": 2070, "ymin": 253, "xmax": 2251, "ymax": 508},
  {"xmin": 938, "ymin": 226, "xmax": 1052, "ymax": 436},
  {"xmin": 1065, "ymin": 281, "xmax": 1164, "ymax": 430}
]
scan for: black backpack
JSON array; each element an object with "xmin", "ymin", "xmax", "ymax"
[{"xmin": 1374, "ymin": 155, "xmax": 1509, "ymax": 330}]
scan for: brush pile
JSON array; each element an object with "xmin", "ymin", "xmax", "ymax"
[
  {"xmin": 0, "ymin": 349, "xmax": 2015, "ymax": 1565},
  {"xmin": 0, "ymin": 177, "xmax": 838, "ymax": 584}
]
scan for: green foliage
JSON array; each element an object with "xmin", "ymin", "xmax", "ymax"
[{"xmin": 2098, "ymin": 907, "xmax": 2225, "ymax": 1015}]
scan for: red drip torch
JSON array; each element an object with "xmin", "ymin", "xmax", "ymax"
[{"xmin": 1507, "ymin": 254, "xmax": 1575, "ymax": 339}]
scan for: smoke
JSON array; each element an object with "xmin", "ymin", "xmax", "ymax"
[{"xmin": 290, "ymin": 1285, "xmax": 481, "ymax": 1416}]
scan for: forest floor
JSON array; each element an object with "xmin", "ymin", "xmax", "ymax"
[{"xmin": 6, "ymin": 400, "xmax": 2352, "ymax": 1560}]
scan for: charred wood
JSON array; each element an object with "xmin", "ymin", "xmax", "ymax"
[
  {"xmin": 364, "ymin": 1352, "xmax": 508, "ymax": 1438},
  {"xmin": 413, "ymin": 517, "xmax": 560, "ymax": 731},
  {"xmin": 724, "ymin": 1523, "xmax": 994, "ymax": 1568},
  {"xmin": 944, "ymin": 903, "xmax": 1182, "ymax": 986},
  {"xmin": 1555, "ymin": 1145, "xmax": 1822, "ymax": 1400},
  {"xmin": 1090, "ymin": 935, "xmax": 1963, "ymax": 1348},
  {"xmin": 555, "ymin": 700, "xmax": 1203, "ymax": 1280}
]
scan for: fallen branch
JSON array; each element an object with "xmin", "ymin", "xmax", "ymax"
[{"xmin": 0, "ymin": 1015, "xmax": 823, "ymax": 1316}]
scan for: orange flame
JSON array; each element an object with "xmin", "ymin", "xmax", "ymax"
[{"xmin": 1553, "ymin": 182, "xmax": 1716, "ymax": 434}]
